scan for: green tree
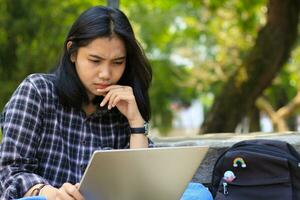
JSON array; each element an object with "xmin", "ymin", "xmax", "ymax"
[
  {"xmin": 201, "ymin": 0, "xmax": 300, "ymax": 133},
  {"xmin": 1, "ymin": 0, "xmax": 299, "ymax": 136},
  {"xmin": 122, "ymin": 0, "xmax": 271, "ymax": 133},
  {"xmin": 0, "ymin": 0, "xmax": 105, "ymax": 109}
]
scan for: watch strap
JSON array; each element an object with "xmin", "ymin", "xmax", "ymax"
[
  {"xmin": 130, "ymin": 127, "xmax": 146, "ymax": 134},
  {"xmin": 130, "ymin": 122, "xmax": 148, "ymax": 135}
]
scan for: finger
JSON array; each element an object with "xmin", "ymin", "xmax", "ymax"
[
  {"xmin": 68, "ymin": 187, "xmax": 85, "ymax": 200},
  {"xmin": 61, "ymin": 183, "xmax": 85, "ymax": 200},
  {"xmin": 100, "ymin": 91, "xmax": 113, "ymax": 107},
  {"xmin": 57, "ymin": 187, "xmax": 74, "ymax": 200},
  {"xmin": 96, "ymin": 86, "xmax": 115, "ymax": 97},
  {"xmin": 111, "ymin": 96, "xmax": 121, "ymax": 108},
  {"xmin": 75, "ymin": 183, "xmax": 80, "ymax": 189},
  {"xmin": 96, "ymin": 85, "xmax": 122, "ymax": 94},
  {"xmin": 98, "ymin": 85, "xmax": 129, "ymax": 94},
  {"xmin": 108, "ymin": 88, "xmax": 132, "ymax": 109},
  {"xmin": 108, "ymin": 92, "xmax": 119, "ymax": 109},
  {"xmin": 100, "ymin": 87, "xmax": 128, "ymax": 107},
  {"xmin": 97, "ymin": 88, "xmax": 108, "ymax": 96},
  {"xmin": 111, "ymin": 93, "xmax": 134, "ymax": 107}
]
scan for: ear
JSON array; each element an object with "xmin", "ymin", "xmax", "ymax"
[{"xmin": 67, "ymin": 41, "xmax": 76, "ymax": 63}]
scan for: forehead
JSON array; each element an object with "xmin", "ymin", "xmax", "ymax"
[{"xmin": 80, "ymin": 36, "xmax": 126, "ymax": 58}]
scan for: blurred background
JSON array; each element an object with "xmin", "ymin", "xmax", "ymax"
[{"xmin": 0, "ymin": 0, "xmax": 299, "ymax": 137}]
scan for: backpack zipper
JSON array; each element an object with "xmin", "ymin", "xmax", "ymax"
[
  {"xmin": 231, "ymin": 145, "xmax": 299, "ymax": 162},
  {"xmin": 223, "ymin": 182, "xmax": 228, "ymax": 195}
]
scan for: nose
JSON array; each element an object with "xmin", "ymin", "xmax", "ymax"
[{"xmin": 98, "ymin": 64, "xmax": 111, "ymax": 80}]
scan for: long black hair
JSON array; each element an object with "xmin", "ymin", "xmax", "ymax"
[{"xmin": 54, "ymin": 6, "xmax": 152, "ymax": 121}]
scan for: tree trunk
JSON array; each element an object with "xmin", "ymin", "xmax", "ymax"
[
  {"xmin": 200, "ymin": 0, "xmax": 299, "ymax": 133},
  {"xmin": 248, "ymin": 106, "xmax": 260, "ymax": 132}
]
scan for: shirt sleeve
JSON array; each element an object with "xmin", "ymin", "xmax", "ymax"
[
  {"xmin": 148, "ymin": 137, "xmax": 155, "ymax": 148},
  {"xmin": 0, "ymin": 78, "xmax": 49, "ymax": 199}
]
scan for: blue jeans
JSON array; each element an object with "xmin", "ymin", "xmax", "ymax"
[
  {"xmin": 181, "ymin": 182, "xmax": 213, "ymax": 200},
  {"xmin": 16, "ymin": 197, "xmax": 46, "ymax": 200}
]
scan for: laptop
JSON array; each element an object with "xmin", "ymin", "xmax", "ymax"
[{"xmin": 79, "ymin": 146, "xmax": 209, "ymax": 200}]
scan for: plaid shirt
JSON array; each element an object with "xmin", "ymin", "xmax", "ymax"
[{"xmin": 0, "ymin": 73, "xmax": 153, "ymax": 199}]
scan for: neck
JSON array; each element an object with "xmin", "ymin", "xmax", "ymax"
[{"xmin": 83, "ymin": 103, "xmax": 96, "ymax": 116}]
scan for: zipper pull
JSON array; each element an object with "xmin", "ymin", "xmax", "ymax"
[{"xmin": 223, "ymin": 182, "xmax": 228, "ymax": 195}]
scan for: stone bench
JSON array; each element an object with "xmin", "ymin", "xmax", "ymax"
[{"xmin": 151, "ymin": 132, "xmax": 300, "ymax": 184}]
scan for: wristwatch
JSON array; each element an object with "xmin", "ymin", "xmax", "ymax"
[{"xmin": 130, "ymin": 122, "xmax": 149, "ymax": 136}]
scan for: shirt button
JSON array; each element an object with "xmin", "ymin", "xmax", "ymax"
[
  {"xmin": 81, "ymin": 164, "xmax": 86, "ymax": 172},
  {"xmin": 81, "ymin": 140, "xmax": 86, "ymax": 145}
]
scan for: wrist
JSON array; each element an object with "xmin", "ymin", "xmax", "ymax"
[
  {"xmin": 128, "ymin": 116, "xmax": 144, "ymax": 128},
  {"xmin": 130, "ymin": 133, "xmax": 149, "ymax": 148},
  {"xmin": 27, "ymin": 184, "xmax": 47, "ymax": 196},
  {"xmin": 39, "ymin": 184, "xmax": 50, "ymax": 195},
  {"xmin": 38, "ymin": 185, "xmax": 58, "ymax": 199},
  {"xmin": 130, "ymin": 122, "xmax": 149, "ymax": 136}
]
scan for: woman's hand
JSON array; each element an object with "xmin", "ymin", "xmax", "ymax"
[
  {"xmin": 39, "ymin": 183, "xmax": 84, "ymax": 200},
  {"xmin": 97, "ymin": 85, "xmax": 144, "ymax": 126},
  {"xmin": 97, "ymin": 85, "xmax": 149, "ymax": 149}
]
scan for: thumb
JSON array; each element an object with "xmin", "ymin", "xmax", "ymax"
[{"xmin": 75, "ymin": 183, "xmax": 80, "ymax": 189}]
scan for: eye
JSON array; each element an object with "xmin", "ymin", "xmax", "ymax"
[
  {"xmin": 89, "ymin": 59, "xmax": 100, "ymax": 64},
  {"xmin": 114, "ymin": 60, "xmax": 124, "ymax": 65}
]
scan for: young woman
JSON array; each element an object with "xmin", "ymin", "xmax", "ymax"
[{"xmin": 0, "ymin": 6, "xmax": 153, "ymax": 200}]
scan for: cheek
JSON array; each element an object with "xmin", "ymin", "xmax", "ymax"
[
  {"xmin": 118, "ymin": 65, "xmax": 126, "ymax": 77},
  {"xmin": 76, "ymin": 61, "xmax": 94, "ymax": 78},
  {"xmin": 75, "ymin": 60, "xmax": 84, "ymax": 74}
]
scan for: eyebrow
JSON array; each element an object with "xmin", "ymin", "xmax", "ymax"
[{"xmin": 89, "ymin": 54, "xmax": 126, "ymax": 60}]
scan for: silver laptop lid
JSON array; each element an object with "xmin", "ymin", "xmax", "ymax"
[{"xmin": 79, "ymin": 146, "xmax": 208, "ymax": 200}]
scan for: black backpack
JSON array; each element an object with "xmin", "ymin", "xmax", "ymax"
[{"xmin": 210, "ymin": 139, "xmax": 300, "ymax": 200}]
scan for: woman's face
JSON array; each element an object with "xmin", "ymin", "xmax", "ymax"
[{"xmin": 73, "ymin": 36, "xmax": 126, "ymax": 100}]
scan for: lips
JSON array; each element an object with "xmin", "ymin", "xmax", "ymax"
[{"xmin": 94, "ymin": 83, "xmax": 110, "ymax": 89}]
